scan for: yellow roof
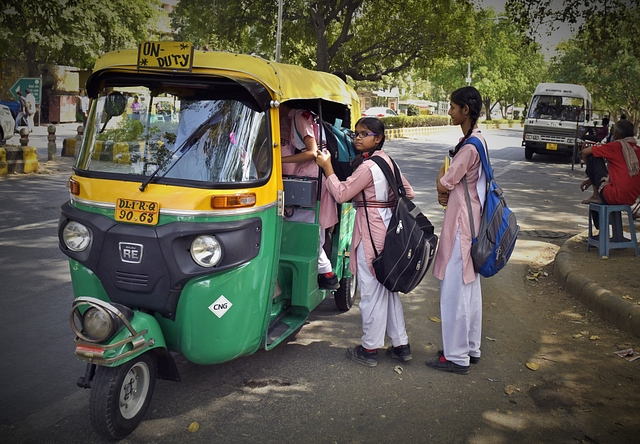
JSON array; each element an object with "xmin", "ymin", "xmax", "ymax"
[{"xmin": 92, "ymin": 48, "xmax": 359, "ymax": 108}]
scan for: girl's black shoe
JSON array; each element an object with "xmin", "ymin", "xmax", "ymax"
[
  {"xmin": 346, "ymin": 345, "xmax": 378, "ymax": 367},
  {"xmin": 386, "ymin": 344, "xmax": 413, "ymax": 362}
]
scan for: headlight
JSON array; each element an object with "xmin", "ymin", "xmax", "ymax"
[
  {"xmin": 71, "ymin": 300, "xmax": 134, "ymax": 343},
  {"xmin": 63, "ymin": 221, "xmax": 91, "ymax": 252},
  {"xmin": 82, "ymin": 307, "xmax": 114, "ymax": 342},
  {"xmin": 191, "ymin": 235, "xmax": 222, "ymax": 267}
]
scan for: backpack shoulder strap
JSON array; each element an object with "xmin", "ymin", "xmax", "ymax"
[
  {"xmin": 466, "ymin": 136, "xmax": 493, "ymax": 181},
  {"xmin": 368, "ymin": 155, "xmax": 405, "ymax": 199}
]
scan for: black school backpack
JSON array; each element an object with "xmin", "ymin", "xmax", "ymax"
[{"xmin": 363, "ymin": 156, "xmax": 438, "ymax": 293}]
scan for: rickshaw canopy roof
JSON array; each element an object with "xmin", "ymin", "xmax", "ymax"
[{"xmin": 90, "ymin": 48, "xmax": 360, "ymax": 112}]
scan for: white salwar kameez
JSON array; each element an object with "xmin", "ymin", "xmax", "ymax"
[
  {"xmin": 440, "ymin": 229, "xmax": 482, "ymax": 366},
  {"xmin": 356, "ymin": 243, "xmax": 409, "ymax": 349}
]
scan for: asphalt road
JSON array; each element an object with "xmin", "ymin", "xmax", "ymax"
[{"xmin": 1, "ymin": 128, "xmax": 629, "ymax": 443}]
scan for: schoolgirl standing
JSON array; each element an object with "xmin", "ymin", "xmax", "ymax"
[
  {"xmin": 427, "ymin": 86, "xmax": 487, "ymax": 375},
  {"xmin": 316, "ymin": 117, "xmax": 413, "ymax": 367}
]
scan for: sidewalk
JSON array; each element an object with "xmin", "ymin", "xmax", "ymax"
[
  {"xmin": 1, "ymin": 123, "xmax": 80, "ymax": 174},
  {"xmin": 554, "ymin": 228, "xmax": 640, "ymax": 337}
]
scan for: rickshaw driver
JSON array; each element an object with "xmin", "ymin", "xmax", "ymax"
[{"xmin": 280, "ymin": 103, "xmax": 340, "ymax": 290}]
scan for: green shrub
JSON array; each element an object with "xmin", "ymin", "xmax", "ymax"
[
  {"xmin": 406, "ymin": 104, "xmax": 420, "ymax": 116},
  {"xmin": 513, "ymin": 110, "xmax": 520, "ymax": 120},
  {"xmin": 97, "ymin": 118, "xmax": 164, "ymax": 142},
  {"xmin": 380, "ymin": 114, "xmax": 450, "ymax": 128},
  {"xmin": 97, "ymin": 118, "xmax": 146, "ymax": 142}
]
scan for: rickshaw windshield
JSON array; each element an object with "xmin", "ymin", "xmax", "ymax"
[
  {"xmin": 528, "ymin": 95, "xmax": 585, "ymax": 122},
  {"xmin": 76, "ymin": 85, "xmax": 271, "ymax": 185}
]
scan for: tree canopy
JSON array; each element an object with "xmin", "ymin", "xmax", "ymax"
[
  {"xmin": 171, "ymin": 0, "xmax": 480, "ymax": 81},
  {"xmin": 508, "ymin": 0, "xmax": 640, "ymax": 126},
  {"xmin": 426, "ymin": 9, "xmax": 547, "ymax": 119},
  {"xmin": 0, "ymin": 0, "xmax": 161, "ymax": 74}
]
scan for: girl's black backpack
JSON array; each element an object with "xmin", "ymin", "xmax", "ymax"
[{"xmin": 363, "ymin": 156, "xmax": 438, "ymax": 293}]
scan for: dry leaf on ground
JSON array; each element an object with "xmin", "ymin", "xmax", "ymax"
[
  {"xmin": 526, "ymin": 362, "xmax": 539, "ymax": 371},
  {"xmin": 504, "ymin": 385, "xmax": 519, "ymax": 395}
]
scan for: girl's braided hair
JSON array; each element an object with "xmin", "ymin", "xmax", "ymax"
[{"xmin": 449, "ymin": 86, "xmax": 482, "ymax": 157}]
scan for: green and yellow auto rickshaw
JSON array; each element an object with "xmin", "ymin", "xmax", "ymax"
[{"xmin": 57, "ymin": 42, "xmax": 359, "ymax": 439}]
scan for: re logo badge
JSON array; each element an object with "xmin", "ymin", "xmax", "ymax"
[{"xmin": 209, "ymin": 295, "xmax": 232, "ymax": 318}]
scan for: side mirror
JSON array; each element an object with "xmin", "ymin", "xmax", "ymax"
[{"xmin": 104, "ymin": 92, "xmax": 127, "ymax": 117}]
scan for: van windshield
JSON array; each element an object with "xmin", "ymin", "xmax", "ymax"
[
  {"xmin": 528, "ymin": 95, "xmax": 585, "ymax": 121},
  {"xmin": 76, "ymin": 86, "xmax": 270, "ymax": 185}
]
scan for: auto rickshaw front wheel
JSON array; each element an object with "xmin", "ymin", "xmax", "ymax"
[{"xmin": 89, "ymin": 351, "xmax": 157, "ymax": 439}]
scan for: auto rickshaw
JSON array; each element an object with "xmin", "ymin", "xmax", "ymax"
[{"xmin": 57, "ymin": 42, "xmax": 360, "ymax": 439}]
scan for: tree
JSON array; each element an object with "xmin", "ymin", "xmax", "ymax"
[
  {"xmin": 171, "ymin": 0, "xmax": 480, "ymax": 81},
  {"xmin": 0, "ymin": 0, "xmax": 160, "ymax": 74},
  {"xmin": 510, "ymin": 0, "xmax": 640, "ymax": 127},
  {"xmin": 426, "ymin": 10, "xmax": 547, "ymax": 120}
]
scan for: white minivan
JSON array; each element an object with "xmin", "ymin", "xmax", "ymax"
[{"xmin": 522, "ymin": 83, "xmax": 592, "ymax": 160}]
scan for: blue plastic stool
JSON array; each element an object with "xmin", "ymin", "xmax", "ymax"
[{"xmin": 587, "ymin": 203, "xmax": 639, "ymax": 257}]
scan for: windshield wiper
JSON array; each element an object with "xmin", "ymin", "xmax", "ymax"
[{"xmin": 139, "ymin": 110, "xmax": 222, "ymax": 192}]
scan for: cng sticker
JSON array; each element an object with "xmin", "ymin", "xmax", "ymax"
[{"xmin": 209, "ymin": 295, "xmax": 232, "ymax": 318}]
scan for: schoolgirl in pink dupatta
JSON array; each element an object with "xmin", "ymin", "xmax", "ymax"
[
  {"xmin": 316, "ymin": 117, "xmax": 414, "ymax": 367},
  {"xmin": 428, "ymin": 86, "xmax": 487, "ymax": 375}
]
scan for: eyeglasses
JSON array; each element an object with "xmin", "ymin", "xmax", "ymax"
[{"xmin": 352, "ymin": 131, "xmax": 378, "ymax": 139}]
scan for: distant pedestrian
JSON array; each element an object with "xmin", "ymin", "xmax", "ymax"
[
  {"xmin": 25, "ymin": 89, "xmax": 36, "ymax": 132},
  {"xmin": 80, "ymin": 89, "xmax": 89, "ymax": 126},
  {"xmin": 14, "ymin": 91, "xmax": 27, "ymax": 132},
  {"xmin": 130, "ymin": 95, "xmax": 141, "ymax": 120}
]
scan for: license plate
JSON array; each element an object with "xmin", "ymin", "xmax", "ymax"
[
  {"xmin": 115, "ymin": 198, "xmax": 159, "ymax": 225},
  {"xmin": 546, "ymin": 143, "xmax": 558, "ymax": 151}
]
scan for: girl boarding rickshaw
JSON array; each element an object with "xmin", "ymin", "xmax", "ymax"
[{"xmin": 57, "ymin": 42, "xmax": 359, "ymax": 439}]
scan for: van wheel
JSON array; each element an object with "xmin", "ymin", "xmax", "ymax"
[
  {"xmin": 334, "ymin": 274, "xmax": 357, "ymax": 311},
  {"xmin": 525, "ymin": 147, "xmax": 534, "ymax": 160},
  {"xmin": 89, "ymin": 352, "xmax": 156, "ymax": 439}
]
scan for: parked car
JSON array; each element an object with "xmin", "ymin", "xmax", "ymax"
[
  {"xmin": 362, "ymin": 106, "xmax": 398, "ymax": 118},
  {"xmin": 0, "ymin": 104, "xmax": 15, "ymax": 145}
]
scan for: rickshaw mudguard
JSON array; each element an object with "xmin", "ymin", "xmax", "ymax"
[{"xmin": 155, "ymin": 253, "xmax": 278, "ymax": 365}]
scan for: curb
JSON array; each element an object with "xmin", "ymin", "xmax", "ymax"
[
  {"xmin": 554, "ymin": 233, "xmax": 640, "ymax": 337},
  {"xmin": 0, "ymin": 146, "xmax": 39, "ymax": 175}
]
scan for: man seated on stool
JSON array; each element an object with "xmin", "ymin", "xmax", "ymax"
[
  {"xmin": 580, "ymin": 119, "xmax": 640, "ymax": 207},
  {"xmin": 583, "ymin": 117, "xmax": 610, "ymax": 143}
]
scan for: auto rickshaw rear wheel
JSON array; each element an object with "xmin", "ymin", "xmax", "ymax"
[
  {"xmin": 334, "ymin": 274, "xmax": 357, "ymax": 311},
  {"xmin": 89, "ymin": 351, "xmax": 157, "ymax": 439}
]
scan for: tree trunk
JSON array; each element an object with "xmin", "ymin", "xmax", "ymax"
[
  {"xmin": 483, "ymin": 96, "xmax": 492, "ymax": 121},
  {"xmin": 310, "ymin": 8, "xmax": 330, "ymax": 72},
  {"xmin": 24, "ymin": 42, "xmax": 39, "ymax": 77}
]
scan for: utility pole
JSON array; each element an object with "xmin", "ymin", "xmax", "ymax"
[
  {"xmin": 276, "ymin": 0, "xmax": 283, "ymax": 62},
  {"xmin": 466, "ymin": 61, "xmax": 471, "ymax": 86}
]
